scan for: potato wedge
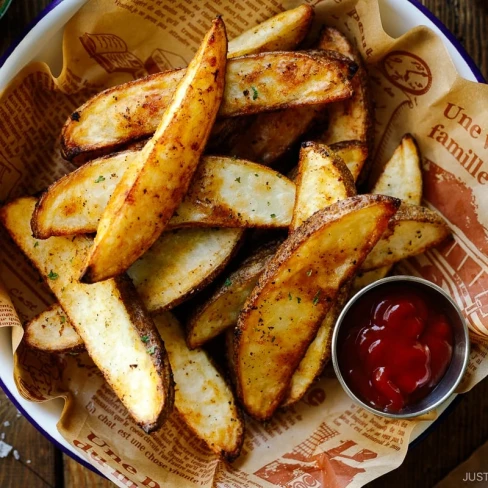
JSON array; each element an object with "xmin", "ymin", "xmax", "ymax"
[
  {"xmin": 128, "ymin": 228, "xmax": 243, "ymax": 313},
  {"xmin": 228, "ymin": 105, "xmax": 323, "ymax": 166},
  {"xmin": 282, "ymin": 142, "xmax": 356, "ymax": 406},
  {"xmin": 62, "ymin": 50, "xmax": 357, "ymax": 160},
  {"xmin": 351, "ymin": 135, "xmax": 423, "ymax": 289},
  {"xmin": 81, "ymin": 19, "xmax": 227, "ymax": 283},
  {"xmin": 228, "ymin": 5, "xmax": 313, "ymax": 58},
  {"xmin": 0, "ymin": 197, "xmax": 174, "ymax": 432},
  {"xmin": 154, "ymin": 313, "xmax": 244, "ymax": 461},
  {"xmin": 282, "ymin": 284, "xmax": 351, "ymax": 407},
  {"xmin": 315, "ymin": 27, "xmax": 374, "ymax": 182},
  {"xmin": 22, "ymin": 307, "xmax": 244, "ymax": 460},
  {"xmin": 291, "ymin": 142, "xmax": 356, "ymax": 230},
  {"xmin": 32, "ymin": 153, "xmax": 295, "ymax": 238},
  {"xmin": 235, "ymin": 195, "xmax": 400, "ymax": 419},
  {"xmin": 159, "ymin": 157, "xmax": 294, "ymax": 229},
  {"xmin": 24, "ymin": 304, "xmax": 84, "ymax": 353},
  {"xmin": 370, "ymin": 134, "xmax": 422, "ymax": 205},
  {"xmin": 186, "ymin": 241, "xmax": 280, "ymax": 349},
  {"xmin": 329, "ymin": 140, "xmax": 368, "ymax": 183},
  {"xmin": 361, "ymin": 204, "xmax": 451, "ymax": 271}
]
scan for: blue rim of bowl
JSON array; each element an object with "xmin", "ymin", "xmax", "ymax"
[
  {"xmin": 0, "ymin": 0, "xmax": 483, "ymax": 476},
  {"xmin": 0, "ymin": 0, "xmax": 65, "ymax": 68},
  {"xmin": 0, "ymin": 377, "xmax": 101, "ymax": 474}
]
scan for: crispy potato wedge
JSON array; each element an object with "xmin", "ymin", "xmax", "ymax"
[
  {"xmin": 282, "ymin": 284, "xmax": 350, "ymax": 407},
  {"xmin": 81, "ymin": 20, "xmax": 227, "ymax": 283},
  {"xmin": 128, "ymin": 228, "xmax": 243, "ymax": 313},
  {"xmin": 24, "ymin": 304, "xmax": 84, "ymax": 353},
  {"xmin": 329, "ymin": 140, "xmax": 368, "ymax": 183},
  {"xmin": 32, "ymin": 153, "xmax": 295, "ymax": 238},
  {"xmin": 62, "ymin": 50, "xmax": 357, "ymax": 160},
  {"xmin": 235, "ymin": 195, "xmax": 400, "ymax": 419},
  {"xmin": 165, "ymin": 157, "xmax": 294, "ymax": 229},
  {"xmin": 291, "ymin": 142, "xmax": 356, "ymax": 230},
  {"xmin": 361, "ymin": 204, "xmax": 451, "ymax": 271},
  {"xmin": 351, "ymin": 135, "xmax": 423, "ymax": 289},
  {"xmin": 315, "ymin": 27, "xmax": 374, "ymax": 182},
  {"xmin": 370, "ymin": 134, "xmax": 422, "ymax": 205},
  {"xmin": 221, "ymin": 50, "xmax": 356, "ymax": 118},
  {"xmin": 154, "ymin": 313, "xmax": 244, "ymax": 461},
  {"xmin": 228, "ymin": 105, "xmax": 323, "ymax": 166},
  {"xmin": 186, "ymin": 241, "xmax": 280, "ymax": 349},
  {"xmin": 282, "ymin": 142, "xmax": 356, "ymax": 406},
  {"xmin": 352, "ymin": 136, "xmax": 423, "ymax": 288},
  {"xmin": 228, "ymin": 5, "xmax": 313, "ymax": 58},
  {"xmin": 0, "ymin": 197, "xmax": 174, "ymax": 432}
]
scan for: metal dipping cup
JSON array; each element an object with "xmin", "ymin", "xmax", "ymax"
[{"xmin": 331, "ymin": 275, "xmax": 470, "ymax": 419}]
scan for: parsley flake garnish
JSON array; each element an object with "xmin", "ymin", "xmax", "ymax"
[
  {"xmin": 270, "ymin": 213, "xmax": 276, "ymax": 218},
  {"xmin": 141, "ymin": 335, "xmax": 149, "ymax": 343},
  {"xmin": 224, "ymin": 278, "xmax": 232, "ymax": 287},
  {"xmin": 307, "ymin": 269, "xmax": 312, "ymax": 277},
  {"xmin": 235, "ymin": 177, "xmax": 241, "ymax": 183},
  {"xmin": 47, "ymin": 270, "xmax": 59, "ymax": 280},
  {"xmin": 60, "ymin": 316, "xmax": 66, "ymax": 324},
  {"xmin": 34, "ymin": 241, "xmax": 39, "ymax": 248},
  {"xmin": 147, "ymin": 345, "xmax": 157, "ymax": 355},
  {"xmin": 313, "ymin": 290, "xmax": 321, "ymax": 305},
  {"xmin": 296, "ymin": 296, "xmax": 301, "ymax": 304},
  {"xmin": 95, "ymin": 175, "xmax": 105, "ymax": 183},
  {"xmin": 288, "ymin": 292, "xmax": 292, "ymax": 301},
  {"xmin": 251, "ymin": 86, "xmax": 259, "ymax": 100}
]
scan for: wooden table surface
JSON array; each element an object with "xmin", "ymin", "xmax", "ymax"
[{"xmin": 0, "ymin": 1, "xmax": 487, "ymax": 487}]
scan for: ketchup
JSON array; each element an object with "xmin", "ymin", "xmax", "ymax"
[{"xmin": 339, "ymin": 284, "xmax": 454, "ymax": 413}]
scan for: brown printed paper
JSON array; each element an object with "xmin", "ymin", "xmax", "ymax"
[{"xmin": 1, "ymin": 0, "xmax": 488, "ymax": 486}]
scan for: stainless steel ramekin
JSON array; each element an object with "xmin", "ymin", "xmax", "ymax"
[{"xmin": 331, "ymin": 275, "xmax": 470, "ymax": 419}]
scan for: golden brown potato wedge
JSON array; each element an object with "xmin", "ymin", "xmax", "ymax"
[
  {"xmin": 329, "ymin": 140, "xmax": 368, "ymax": 183},
  {"xmin": 361, "ymin": 204, "xmax": 451, "ymax": 271},
  {"xmin": 0, "ymin": 197, "xmax": 174, "ymax": 433},
  {"xmin": 62, "ymin": 50, "xmax": 357, "ymax": 160},
  {"xmin": 234, "ymin": 195, "xmax": 400, "ymax": 420},
  {"xmin": 128, "ymin": 228, "xmax": 244, "ymax": 313},
  {"xmin": 228, "ymin": 105, "xmax": 323, "ymax": 166},
  {"xmin": 291, "ymin": 142, "xmax": 356, "ymax": 230},
  {"xmin": 282, "ymin": 142, "xmax": 356, "ymax": 406},
  {"xmin": 228, "ymin": 5, "xmax": 313, "ymax": 58},
  {"xmin": 351, "ymin": 135, "xmax": 423, "ymax": 289},
  {"xmin": 370, "ymin": 134, "xmax": 422, "ymax": 205},
  {"xmin": 282, "ymin": 284, "xmax": 351, "ymax": 407},
  {"xmin": 81, "ymin": 19, "xmax": 227, "ymax": 283},
  {"xmin": 315, "ymin": 27, "xmax": 374, "ymax": 182},
  {"xmin": 186, "ymin": 241, "xmax": 280, "ymax": 349},
  {"xmin": 24, "ymin": 304, "xmax": 84, "ymax": 353},
  {"xmin": 32, "ymin": 153, "xmax": 295, "ymax": 238},
  {"xmin": 154, "ymin": 313, "xmax": 244, "ymax": 461}
]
